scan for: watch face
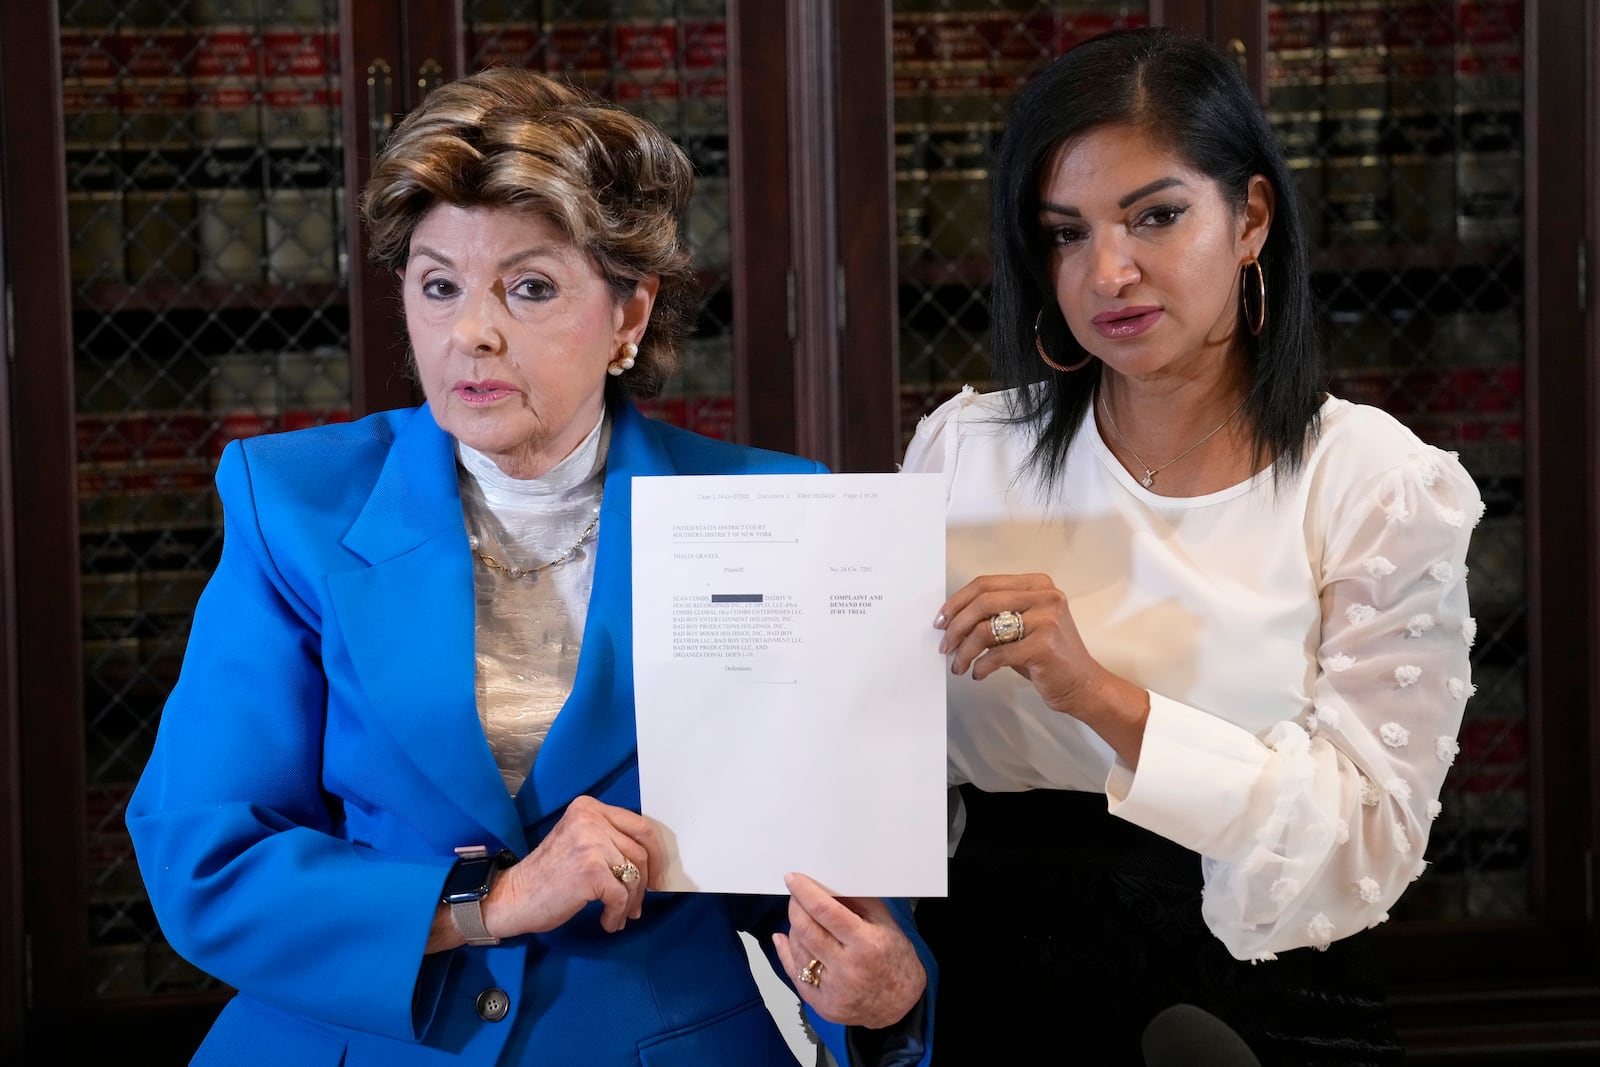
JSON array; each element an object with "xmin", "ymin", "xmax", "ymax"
[{"xmin": 442, "ymin": 856, "xmax": 496, "ymax": 903}]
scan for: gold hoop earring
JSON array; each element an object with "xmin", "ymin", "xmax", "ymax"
[
  {"xmin": 607, "ymin": 340, "xmax": 639, "ymax": 377},
  {"xmin": 1034, "ymin": 309, "xmax": 1093, "ymax": 373},
  {"xmin": 1241, "ymin": 258, "xmax": 1266, "ymax": 337}
]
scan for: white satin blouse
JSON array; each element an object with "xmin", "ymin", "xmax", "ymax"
[{"xmin": 902, "ymin": 388, "xmax": 1483, "ymax": 960}]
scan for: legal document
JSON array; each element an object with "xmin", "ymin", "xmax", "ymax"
[{"xmin": 632, "ymin": 473, "xmax": 948, "ymax": 896}]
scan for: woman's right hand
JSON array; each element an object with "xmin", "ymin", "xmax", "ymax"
[
  {"xmin": 485, "ymin": 795, "xmax": 662, "ymax": 937},
  {"xmin": 936, "ymin": 572, "xmax": 1151, "ymax": 767}
]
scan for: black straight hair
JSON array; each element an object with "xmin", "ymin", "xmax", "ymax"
[{"xmin": 988, "ymin": 27, "xmax": 1324, "ymax": 488}]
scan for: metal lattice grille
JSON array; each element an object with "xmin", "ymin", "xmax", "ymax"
[
  {"xmin": 466, "ymin": 0, "xmax": 734, "ymax": 439},
  {"xmin": 894, "ymin": 1, "xmax": 1150, "ymax": 437},
  {"xmin": 63, "ymin": 0, "xmax": 350, "ymax": 999},
  {"xmin": 1273, "ymin": 0, "xmax": 1529, "ymax": 922}
]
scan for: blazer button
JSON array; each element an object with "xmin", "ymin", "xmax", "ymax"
[{"xmin": 475, "ymin": 987, "xmax": 510, "ymax": 1022}]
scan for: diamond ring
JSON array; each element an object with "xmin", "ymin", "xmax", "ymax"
[
  {"xmin": 990, "ymin": 610, "xmax": 1025, "ymax": 644},
  {"xmin": 797, "ymin": 958, "xmax": 824, "ymax": 987}
]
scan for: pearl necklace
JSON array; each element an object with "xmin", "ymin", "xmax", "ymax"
[
  {"xmin": 1099, "ymin": 392, "xmax": 1246, "ymax": 490},
  {"xmin": 468, "ymin": 507, "xmax": 600, "ymax": 580}
]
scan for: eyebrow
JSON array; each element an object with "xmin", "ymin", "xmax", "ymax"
[
  {"xmin": 410, "ymin": 245, "xmax": 562, "ymax": 272},
  {"xmin": 1038, "ymin": 177, "xmax": 1189, "ymax": 217}
]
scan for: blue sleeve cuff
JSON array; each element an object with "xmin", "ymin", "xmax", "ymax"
[{"xmin": 808, "ymin": 992, "xmax": 930, "ymax": 1067}]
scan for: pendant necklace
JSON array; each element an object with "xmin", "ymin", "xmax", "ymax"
[
  {"xmin": 468, "ymin": 507, "xmax": 600, "ymax": 580},
  {"xmin": 1099, "ymin": 392, "xmax": 1247, "ymax": 490}
]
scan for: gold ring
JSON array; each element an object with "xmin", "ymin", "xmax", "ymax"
[
  {"xmin": 990, "ymin": 610, "xmax": 1025, "ymax": 644},
  {"xmin": 797, "ymin": 958, "xmax": 823, "ymax": 987},
  {"xmin": 611, "ymin": 861, "xmax": 640, "ymax": 885}
]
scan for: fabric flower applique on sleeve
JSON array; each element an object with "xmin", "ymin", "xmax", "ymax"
[
  {"xmin": 1345, "ymin": 603, "xmax": 1378, "ymax": 626},
  {"xmin": 1363, "ymin": 556, "xmax": 1397, "ymax": 578},
  {"xmin": 1306, "ymin": 913, "xmax": 1335, "ymax": 950},
  {"xmin": 1357, "ymin": 776, "xmax": 1380, "ymax": 807}
]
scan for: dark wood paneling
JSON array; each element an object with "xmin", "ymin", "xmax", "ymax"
[
  {"xmin": 405, "ymin": 0, "xmax": 465, "ymax": 96},
  {"xmin": 783, "ymin": 0, "xmax": 842, "ymax": 468},
  {"xmin": 1153, "ymin": 0, "xmax": 1212, "ymax": 38},
  {"xmin": 1395, "ymin": 984, "xmax": 1600, "ymax": 1063},
  {"xmin": 0, "ymin": 0, "xmax": 86, "ymax": 1054},
  {"xmin": 1523, "ymin": 0, "xmax": 1594, "ymax": 945},
  {"xmin": 342, "ymin": 0, "xmax": 415, "ymax": 416},
  {"xmin": 1585, "ymin": 0, "xmax": 1600, "ymax": 952},
  {"xmin": 0, "ymin": 10, "xmax": 21, "ymax": 1059},
  {"xmin": 729, "ymin": 0, "xmax": 798, "ymax": 455},
  {"xmin": 1197, "ymin": 0, "xmax": 1267, "ymax": 99},
  {"xmin": 833, "ymin": 1, "xmax": 898, "ymax": 473}
]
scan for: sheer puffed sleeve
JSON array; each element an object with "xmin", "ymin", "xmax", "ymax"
[
  {"xmin": 900, "ymin": 385, "xmax": 978, "ymax": 482},
  {"xmin": 1113, "ymin": 442, "xmax": 1483, "ymax": 960}
]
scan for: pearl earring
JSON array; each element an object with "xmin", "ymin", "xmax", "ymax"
[{"xmin": 608, "ymin": 341, "xmax": 639, "ymax": 377}]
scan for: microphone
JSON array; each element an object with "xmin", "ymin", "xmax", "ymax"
[{"xmin": 1141, "ymin": 1003, "xmax": 1262, "ymax": 1067}]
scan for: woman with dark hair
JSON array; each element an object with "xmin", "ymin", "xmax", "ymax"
[
  {"xmin": 906, "ymin": 28, "xmax": 1480, "ymax": 1064},
  {"xmin": 127, "ymin": 67, "xmax": 932, "ymax": 1065}
]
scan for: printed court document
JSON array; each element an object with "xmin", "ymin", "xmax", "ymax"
[{"xmin": 632, "ymin": 472, "xmax": 947, "ymax": 897}]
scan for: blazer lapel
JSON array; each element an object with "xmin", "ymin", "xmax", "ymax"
[
  {"xmin": 517, "ymin": 400, "xmax": 673, "ymax": 827},
  {"xmin": 326, "ymin": 407, "xmax": 526, "ymax": 852}
]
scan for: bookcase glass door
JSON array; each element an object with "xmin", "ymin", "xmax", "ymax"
[
  {"xmin": 462, "ymin": 0, "xmax": 734, "ymax": 440},
  {"xmin": 892, "ymin": 1, "xmax": 1152, "ymax": 446},
  {"xmin": 61, "ymin": 0, "xmax": 349, "ymax": 1000},
  {"xmin": 893, "ymin": 0, "xmax": 1530, "ymax": 929},
  {"xmin": 58, "ymin": 0, "xmax": 736, "ymax": 1006},
  {"xmin": 1267, "ymin": 0, "xmax": 1528, "ymax": 923}
]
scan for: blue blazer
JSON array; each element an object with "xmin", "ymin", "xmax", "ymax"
[{"xmin": 128, "ymin": 399, "xmax": 935, "ymax": 1065}]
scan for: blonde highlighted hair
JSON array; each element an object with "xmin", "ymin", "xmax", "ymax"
[{"xmin": 362, "ymin": 66, "xmax": 698, "ymax": 398}]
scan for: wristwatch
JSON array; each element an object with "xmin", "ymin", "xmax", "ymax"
[{"xmin": 443, "ymin": 845, "xmax": 514, "ymax": 946}]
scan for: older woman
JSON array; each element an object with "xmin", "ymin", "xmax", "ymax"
[{"xmin": 127, "ymin": 68, "xmax": 931, "ymax": 1066}]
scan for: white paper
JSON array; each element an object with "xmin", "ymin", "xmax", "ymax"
[{"xmin": 632, "ymin": 472, "xmax": 947, "ymax": 897}]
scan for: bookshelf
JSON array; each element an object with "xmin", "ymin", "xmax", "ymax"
[
  {"xmin": 3, "ymin": 0, "xmax": 1596, "ymax": 1060},
  {"xmin": 871, "ymin": 2, "xmax": 1597, "ymax": 1060}
]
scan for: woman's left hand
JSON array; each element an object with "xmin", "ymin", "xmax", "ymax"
[{"xmin": 771, "ymin": 872, "xmax": 926, "ymax": 1029}]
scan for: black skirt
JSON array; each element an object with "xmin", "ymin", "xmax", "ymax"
[{"xmin": 914, "ymin": 785, "xmax": 1404, "ymax": 1066}]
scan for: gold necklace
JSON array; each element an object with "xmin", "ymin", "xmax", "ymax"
[
  {"xmin": 1099, "ymin": 392, "xmax": 1247, "ymax": 490},
  {"xmin": 468, "ymin": 508, "xmax": 600, "ymax": 580}
]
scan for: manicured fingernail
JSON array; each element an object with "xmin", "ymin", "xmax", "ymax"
[{"xmin": 933, "ymin": 613, "xmax": 946, "ymax": 628}]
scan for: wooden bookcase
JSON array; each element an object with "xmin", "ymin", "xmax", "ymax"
[{"xmin": 1, "ymin": 1, "xmax": 1594, "ymax": 1061}]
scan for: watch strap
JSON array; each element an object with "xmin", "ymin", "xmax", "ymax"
[
  {"xmin": 445, "ymin": 844, "xmax": 505, "ymax": 947},
  {"xmin": 450, "ymin": 896, "xmax": 500, "ymax": 946}
]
